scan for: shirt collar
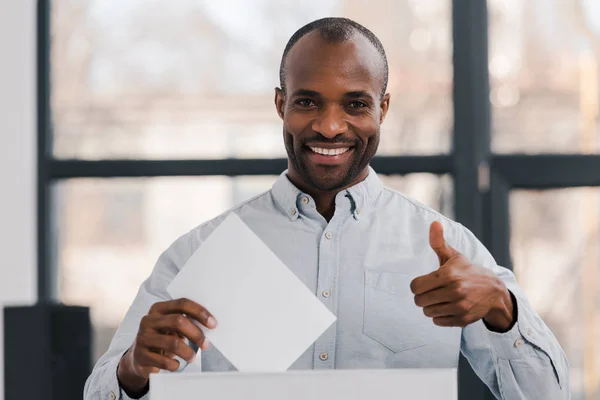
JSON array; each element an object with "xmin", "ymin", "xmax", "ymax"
[{"xmin": 271, "ymin": 166, "xmax": 383, "ymax": 220}]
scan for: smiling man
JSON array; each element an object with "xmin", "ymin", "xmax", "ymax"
[
  {"xmin": 85, "ymin": 18, "xmax": 569, "ymax": 400},
  {"xmin": 277, "ymin": 23, "xmax": 387, "ymax": 221}
]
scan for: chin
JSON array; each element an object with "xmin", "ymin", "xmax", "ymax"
[
  {"xmin": 306, "ymin": 168, "xmax": 354, "ymax": 191},
  {"xmin": 310, "ymin": 180, "xmax": 347, "ymax": 192}
]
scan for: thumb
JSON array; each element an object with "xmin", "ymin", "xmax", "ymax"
[{"xmin": 429, "ymin": 221, "xmax": 457, "ymax": 265}]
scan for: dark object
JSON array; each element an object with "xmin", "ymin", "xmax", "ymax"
[{"xmin": 4, "ymin": 304, "xmax": 91, "ymax": 400}]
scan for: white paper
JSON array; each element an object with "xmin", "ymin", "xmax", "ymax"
[{"xmin": 167, "ymin": 213, "xmax": 337, "ymax": 372}]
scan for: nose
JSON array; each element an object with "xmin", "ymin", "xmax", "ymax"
[{"xmin": 312, "ymin": 105, "xmax": 348, "ymax": 138}]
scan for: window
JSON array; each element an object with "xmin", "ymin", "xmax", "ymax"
[
  {"xmin": 488, "ymin": 2, "xmax": 600, "ymax": 395},
  {"xmin": 489, "ymin": 0, "xmax": 600, "ymax": 154},
  {"xmin": 51, "ymin": 0, "xmax": 453, "ymax": 160},
  {"xmin": 55, "ymin": 176, "xmax": 277, "ymax": 359},
  {"xmin": 510, "ymin": 189, "xmax": 600, "ymax": 398},
  {"xmin": 43, "ymin": 1, "xmax": 600, "ymax": 399},
  {"xmin": 48, "ymin": 0, "xmax": 454, "ymax": 365}
]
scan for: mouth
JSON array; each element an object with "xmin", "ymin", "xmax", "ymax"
[
  {"xmin": 305, "ymin": 145, "xmax": 354, "ymax": 165},
  {"xmin": 308, "ymin": 146, "xmax": 351, "ymax": 156}
]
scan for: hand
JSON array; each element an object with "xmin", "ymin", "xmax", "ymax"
[
  {"xmin": 117, "ymin": 298, "xmax": 217, "ymax": 395},
  {"xmin": 410, "ymin": 221, "xmax": 515, "ymax": 330}
]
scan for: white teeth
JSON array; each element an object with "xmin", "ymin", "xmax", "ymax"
[{"xmin": 309, "ymin": 147, "xmax": 350, "ymax": 156}]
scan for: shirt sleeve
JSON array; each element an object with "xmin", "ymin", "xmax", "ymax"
[
  {"xmin": 83, "ymin": 231, "xmax": 195, "ymax": 400},
  {"xmin": 457, "ymin": 224, "xmax": 570, "ymax": 400}
]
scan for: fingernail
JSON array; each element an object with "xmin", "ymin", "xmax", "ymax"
[
  {"xmin": 190, "ymin": 353, "xmax": 196, "ymax": 363},
  {"xmin": 202, "ymin": 338, "xmax": 210, "ymax": 350},
  {"xmin": 206, "ymin": 316, "xmax": 217, "ymax": 328}
]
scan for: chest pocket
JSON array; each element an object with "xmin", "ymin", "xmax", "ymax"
[{"xmin": 363, "ymin": 271, "xmax": 431, "ymax": 353}]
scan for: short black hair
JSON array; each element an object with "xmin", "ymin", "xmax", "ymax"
[{"xmin": 279, "ymin": 17, "xmax": 389, "ymax": 98}]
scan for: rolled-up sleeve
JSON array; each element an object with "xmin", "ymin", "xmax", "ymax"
[{"xmin": 458, "ymin": 225, "xmax": 570, "ymax": 400}]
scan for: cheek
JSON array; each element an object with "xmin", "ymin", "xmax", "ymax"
[
  {"xmin": 354, "ymin": 118, "xmax": 380, "ymax": 142},
  {"xmin": 284, "ymin": 113, "xmax": 311, "ymax": 137}
]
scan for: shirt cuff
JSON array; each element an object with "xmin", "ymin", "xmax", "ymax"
[
  {"xmin": 485, "ymin": 294, "xmax": 545, "ymax": 360},
  {"xmin": 100, "ymin": 350, "xmax": 149, "ymax": 400}
]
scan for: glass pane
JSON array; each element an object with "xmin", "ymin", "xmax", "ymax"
[
  {"xmin": 380, "ymin": 173, "xmax": 454, "ymax": 219},
  {"xmin": 55, "ymin": 176, "xmax": 277, "ymax": 361},
  {"xmin": 510, "ymin": 189, "xmax": 600, "ymax": 399},
  {"xmin": 50, "ymin": 0, "xmax": 452, "ymax": 159},
  {"xmin": 56, "ymin": 173, "xmax": 454, "ymax": 363},
  {"xmin": 489, "ymin": 0, "xmax": 600, "ymax": 154}
]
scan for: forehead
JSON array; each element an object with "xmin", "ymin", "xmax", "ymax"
[{"xmin": 285, "ymin": 31, "xmax": 384, "ymax": 96}]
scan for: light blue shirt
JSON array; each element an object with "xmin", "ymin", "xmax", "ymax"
[{"xmin": 85, "ymin": 168, "xmax": 570, "ymax": 399}]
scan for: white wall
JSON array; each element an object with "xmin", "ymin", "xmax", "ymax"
[{"xmin": 0, "ymin": 0, "xmax": 38, "ymax": 398}]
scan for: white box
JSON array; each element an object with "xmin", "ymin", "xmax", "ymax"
[{"xmin": 150, "ymin": 368, "xmax": 457, "ymax": 400}]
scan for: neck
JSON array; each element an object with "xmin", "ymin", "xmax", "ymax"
[{"xmin": 286, "ymin": 167, "xmax": 369, "ymax": 221}]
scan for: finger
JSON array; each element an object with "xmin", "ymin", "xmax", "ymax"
[
  {"xmin": 423, "ymin": 302, "xmax": 460, "ymax": 318},
  {"xmin": 163, "ymin": 330, "xmax": 208, "ymax": 355},
  {"xmin": 432, "ymin": 316, "xmax": 464, "ymax": 328},
  {"xmin": 143, "ymin": 314, "xmax": 207, "ymax": 349},
  {"xmin": 410, "ymin": 267, "xmax": 454, "ymax": 295},
  {"xmin": 149, "ymin": 298, "xmax": 217, "ymax": 329},
  {"xmin": 162, "ymin": 331, "xmax": 177, "ymax": 358},
  {"xmin": 136, "ymin": 348, "xmax": 181, "ymax": 372},
  {"xmin": 429, "ymin": 221, "xmax": 458, "ymax": 265},
  {"xmin": 139, "ymin": 332, "xmax": 196, "ymax": 363},
  {"xmin": 199, "ymin": 337, "xmax": 210, "ymax": 351},
  {"xmin": 414, "ymin": 284, "xmax": 464, "ymax": 308}
]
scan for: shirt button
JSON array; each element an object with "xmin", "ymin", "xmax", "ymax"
[
  {"xmin": 301, "ymin": 197, "xmax": 309, "ymax": 205},
  {"xmin": 325, "ymin": 232, "xmax": 333, "ymax": 240},
  {"xmin": 355, "ymin": 209, "xmax": 361, "ymax": 215},
  {"xmin": 319, "ymin": 352, "xmax": 328, "ymax": 361},
  {"xmin": 291, "ymin": 209, "xmax": 297, "ymax": 216},
  {"xmin": 527, "ymin": 328, "xmax": 532, "ymax": 336},
  {"xmin": 109, "ymin": 392, "xmax": 117, "ymax": 400},
  {"xmin": 514, "ymin": 339, "xmax": 524, "ymax": 348},
  {"xmin": 322, "ymin": 290, "xmax": 330, "ymax": 298}
]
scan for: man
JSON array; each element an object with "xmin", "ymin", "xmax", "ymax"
[{"xmin": 85, "ymin": 17, "xmax": 569, "ymax": 400}]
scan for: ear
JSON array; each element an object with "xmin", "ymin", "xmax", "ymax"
[
  {"xmin": 274, "ymin": 87, "xmax": 285, "ymax": 120},
  {"xmin": 379, "ymin": 93, "xmax": 391, "ymax": 124}
]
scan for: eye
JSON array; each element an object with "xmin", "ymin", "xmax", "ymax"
[
  {"xmin": 348, "ymin": 101, "xmax": 368, "ymax": 109},
  {"xmin": 295, "ymin": 99, "xmax": 316, "ymax": 107}
]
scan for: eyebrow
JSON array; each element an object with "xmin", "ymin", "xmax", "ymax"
[
  {"xmin": 344, "ymin": 91, "xmax": 375, "ymax": 101},
  {"xmin": 291, "ymin": 89, "xmax": 322, "ymax": 98},
  {"xmin": 290, "ymin": 89, "xmax": 374, "ymax": 101}
]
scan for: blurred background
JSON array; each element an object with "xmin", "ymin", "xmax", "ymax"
[{"xmin": 2, "ymin": 0, "xmax": 600, "ymax": 399}]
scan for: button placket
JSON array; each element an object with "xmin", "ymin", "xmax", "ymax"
[{"xmin": 313, "ymin": 219, "xmax": 342, "ymax": 369}]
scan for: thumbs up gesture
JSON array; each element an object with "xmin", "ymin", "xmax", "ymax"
[{"xmin": 410, "ymin": 221, "xmax": 516, "ymax": 331}]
